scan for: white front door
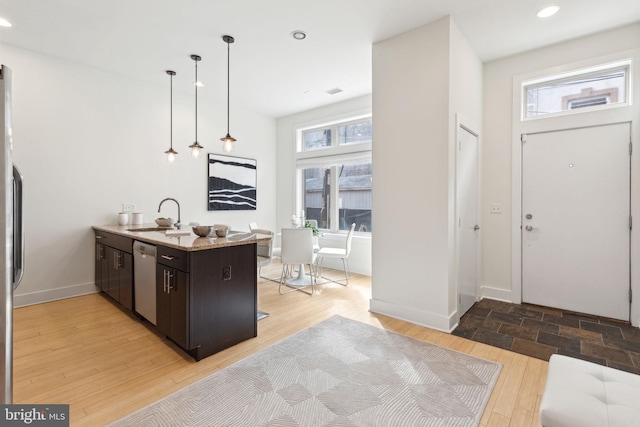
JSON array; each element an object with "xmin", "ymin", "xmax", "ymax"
[
  {"xmin": 457, "ymin": 125, "xmax": 480, "ymax": 317},
  {"xmin": 522, "ymin": 123, "xmax": 631, "ymax": 320}
]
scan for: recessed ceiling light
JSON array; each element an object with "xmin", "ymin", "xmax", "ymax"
[
  {"xmin": 326, "ymin": 87, "xmax": 343, "ymax": 95},
  {"xmin": 536, "ymin": 5, "xmax": 560, "ymax": 18},
  {"xmin": 0, "ymin": 17, "xmax": 12, "ymax": 28},
  {"xmin": 291, "ymin": 30, "xmax": 307, "ymax": 40}
]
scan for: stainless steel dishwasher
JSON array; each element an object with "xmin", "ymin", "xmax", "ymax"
[{"xmin": 133, "ymin": 240, "xmax": 157, "ymax": 325}]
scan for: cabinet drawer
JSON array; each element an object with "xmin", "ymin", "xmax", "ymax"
[
  {"xmin": 94, "ymin": 230, "xmax": 132, "ymax": 254},
  {"xmin": 157, "ymin": 245, "xmax": 189, "ymax": 272}
]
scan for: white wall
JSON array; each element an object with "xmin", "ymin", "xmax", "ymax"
[
  {"xmin": 449, "ymin": 22, "xmax": 483, "ymax": 317},
  {"xmin": 275, "ymin": 95, "xmax": 372, "ymax": 275},
  {"xmin": 371, "ymin": 16, "xmax": 484, "ymax": 331},
  {"xmin": 482, "ymin": 23, "xmax": 640, "ymax": 324},
  {"xmin": 2, "ymin": 43, "xmax": 277, "ymax": 306}
]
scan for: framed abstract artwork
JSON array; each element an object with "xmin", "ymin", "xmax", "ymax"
[{"xmin": 208, "ymin": 154, "xmax": 257, "ymax": 210}]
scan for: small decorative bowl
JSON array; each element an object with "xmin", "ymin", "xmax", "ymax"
[
  {"xmin": 215, "ymin": 227, "xmax": 228, "ymax": 237},
  {"xmin": 155, "ymin": 217, "xmax": 173, "ymax": 227},
  {"xmin": 192, "ymin": 225, "xmax": 213, "ymax": 237}
]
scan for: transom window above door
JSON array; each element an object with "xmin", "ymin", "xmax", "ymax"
[{"xmin": 522, "ymin": 60, "xmax": 630, "ymax": 120}]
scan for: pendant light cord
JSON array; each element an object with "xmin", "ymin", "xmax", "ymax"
[
  {"xmin": 170, "ymin": 72, "xmax": 173, "ymax": 150},
  {"xmin": 195, "ymin": 60, "xmax": 198, "ymax": 142},
  {"xmin": 226, "ymin": 40, "xmax": 230, "ymax": 134}
]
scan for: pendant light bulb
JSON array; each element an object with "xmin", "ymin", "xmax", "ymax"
[
  {"xmin": 166, "ymin": 149, "xmax": 177, "ymax": 163},
  {"xmin": 165, "ymin": 70, "xmax": 178, "ymax": 162},
  {"xmin": 220, "ymin": 35, "xmax": 236, "ymax": 151},
  {"xmin": 188, "ymin": 54, "xmax": 204, "ymax": 158}
]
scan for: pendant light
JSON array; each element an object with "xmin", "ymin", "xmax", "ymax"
[
  {"xmin": 165, "ymin": 70, "xmax": 178, "ymax": 162},
  {"xmin": 220, "ymin": 35, "xmax": 236, "ymax": 152},
  {"xmin": 188, "ymin": 54, "xmax": 204, "ymax": 158}
]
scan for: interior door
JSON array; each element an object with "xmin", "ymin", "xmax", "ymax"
[
  {"xmin": 522, "ymin": 123, "xmax": 630, "ymax": 320},
  {"xmin": 457, "ymin": 125, "xmax": 480, "ymax": 317}
]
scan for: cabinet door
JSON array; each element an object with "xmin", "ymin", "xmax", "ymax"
[
  {"xmin": 107, "ymin": 247, "xmax": 120, "ymax": 301},
  {"xmin": 156, "ymin": 266, "xmax": 172, "ymax": 338},
  {"xmin": 118, "ymin": 252, "xmax": 133, "ymax": 310},
  {"xmin": 156, "ymin": 266, "xmax": 189, "ymax": 349},
  {"xmin": 169, "ymin": 270, "xmax": 189, "ymax": 349},
  {"xmin": 95, "ymin": 242, "xmax": 109, "ymax": 292}
]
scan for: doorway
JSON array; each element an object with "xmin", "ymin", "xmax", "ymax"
[
  {"xmin": 521, "ymin": 123, "xmax": 631, "ymax": 321},
  {"xmin": 457, "ymin": 124, "xmax": 480, "ymax": 317}
]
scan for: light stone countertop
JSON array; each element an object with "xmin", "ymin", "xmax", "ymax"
[{"xmin": 93, "ymin": 224, "xmax": 271, "ymax": 252}]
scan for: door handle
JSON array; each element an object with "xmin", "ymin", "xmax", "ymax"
[
  {"xmin": 13, "ymin": 165, "xmax": 24, "ymax": 289},
  {"xmin": 525, "ymin": 225, "xmax": 539, "ymax": 231},
  {"xmin": 473, "ymin": 225, "xmax": 480, "ymax": 231},
  {"xmin": 166, "ymin": 271, "xmax": 174, "ymax": 293},
  {"xmin": 163, "ymin": 269, "xmax": 174, "ymax": 293},
  {"xmin": 163, "ymin": 270, "xmax": 167, "ymax": 293}
]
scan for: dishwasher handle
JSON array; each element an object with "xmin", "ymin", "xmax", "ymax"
[{"xmin": 133, "ymin": 240, "xmax": 157, "ymax": 258}]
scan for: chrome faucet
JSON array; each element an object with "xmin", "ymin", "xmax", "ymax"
[{"xmin": 158, "ymin": 198, "xmax": 181, "ymax": 229}]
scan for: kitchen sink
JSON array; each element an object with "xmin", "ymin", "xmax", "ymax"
[{"xmin": 126, "ymin": 227, "xmax": 170, "ymax": 232}]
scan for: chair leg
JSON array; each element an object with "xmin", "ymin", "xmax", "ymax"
[
  {"xmin": 340, "ymin": 257, "xmax": 349, "ymax": 286},
  {"xmin": 278, "ymin": 263, "xmax": 314, "ymax": 295},
  {"xmin": 259, "ymin": 265, "xmax": 283, "ymax": 283},
  {"xmin": 315, "ymin": 256, "xmax": 349, "ymax": 286}
]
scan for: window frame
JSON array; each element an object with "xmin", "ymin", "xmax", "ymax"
[
  {"xmin": 521, "ymin": 60, "xmax": 631, "ymax": 121},
  {"xmin": 295, "ymin": 114, "xmax": 372, "ymax": 235}
]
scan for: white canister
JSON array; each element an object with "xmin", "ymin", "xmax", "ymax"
[
  {"xmin": 131, "ymin": 212, "xmax": 143, "ymax": 225},
  {"xmin": 117, "ymin": 212, "xmax": 129, "ymax": 225}
]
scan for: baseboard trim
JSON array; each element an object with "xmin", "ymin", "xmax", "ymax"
[
  {"xmin": 369, "ymin": 298, "xmax": 456, "ymax": 333},
  {"xmin": 480, "ymin": 285, "xmax": 514, "ymax": 303},
  {"xmin": 14, "ymin": 282, "xmax": 99, "ymax": 308}
]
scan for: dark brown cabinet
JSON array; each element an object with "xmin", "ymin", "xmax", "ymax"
[
  {"xmin": 155, "ymin": 243, "xmax": 257, "ymax": 361},
  {"xmin": 107, "ymin": 247, "xmax": 133, "ymax": 310},
  {"xmin": 189, "ymin": 245, "xmax": 257, "ymax": 358},
  {"xmin": 93, "ymin": 226, "xmax": 258, "ymax": 362},
  {"xmin": 95, "ymin": 242, "xmax": 109, "ymax": 293},
  {"xmin": 156, "ymin": 247, "xmax": 189, "ymax": 349},
  {"xmin": 94, "ymin": 230, "xmax": 133, "ymax": 310}
]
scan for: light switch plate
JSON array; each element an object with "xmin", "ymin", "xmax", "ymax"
[{"xmin": 490, "ymin": 203, "xmax": 502, "ymax": 214}]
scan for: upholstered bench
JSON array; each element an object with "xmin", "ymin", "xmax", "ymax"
[{"xmin": 540, "ymin": 354, "xmax": 640, "ymax": 427}]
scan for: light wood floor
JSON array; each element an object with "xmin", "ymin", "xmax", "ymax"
[{"xmin": 13, "ymin": 261, "xmax": 547, "ymax": 426}]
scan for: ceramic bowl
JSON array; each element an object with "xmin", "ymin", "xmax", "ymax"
[
  {"xmin": 155, "ymin": 217, "xmax": 173, "ymax": 227},
  {"xmin": 192, "ymin": 225, "xmax": 213, "ymax": 237},
  {"xmin": 215, "ymin": 227, "xmax": 228, "ymax": 237}
]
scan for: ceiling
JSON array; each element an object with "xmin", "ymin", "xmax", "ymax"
[{"xmin": 0, "ymin": 0, "xmax": 638, "ymax": 118}]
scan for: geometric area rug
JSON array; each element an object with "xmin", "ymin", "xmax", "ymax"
[{"xmin": 108, "ymin": 316, "xmax": 501, "ymax": 427}]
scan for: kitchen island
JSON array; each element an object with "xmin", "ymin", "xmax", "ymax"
[{"xmin": 93, "ymin": 224, "xmax": 270, "ymax": 361}]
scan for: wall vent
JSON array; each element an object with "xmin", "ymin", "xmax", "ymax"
[{"xmin": 325, "ymin": 87, "xmax": 343, "ymax": 95}]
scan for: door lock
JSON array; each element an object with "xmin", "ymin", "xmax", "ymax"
[{"xmin": 525, "ymin": 214, "xmax": 533, "ymax": 220}]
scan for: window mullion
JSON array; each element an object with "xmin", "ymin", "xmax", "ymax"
[{"xmin": 330, "ymin": 165, "xmax": 340, "ymax": 232}]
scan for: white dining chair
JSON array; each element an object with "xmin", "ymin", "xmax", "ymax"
[
  {"xmin": 250, "ymin": 223, "xmax": 281, "ymax": 260},
  {"xmin": 279, "ymin": 227, "xmax": 316, "ymax": 295},
  {"xmin": 315, "ymin": 223, "xmax": 355, "ymax": 286},
  {"xmin": 250, "ymin": 228, "xmax": 276, "ymax": 281}
]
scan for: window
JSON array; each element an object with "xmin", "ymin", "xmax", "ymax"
[
  {"xmin": 297, "ymin": 117, "xmax": 372, "ymax": 233},
  {"xmin": 523, "ymin": 61, "xmax": 630, "ymax": 119}
]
